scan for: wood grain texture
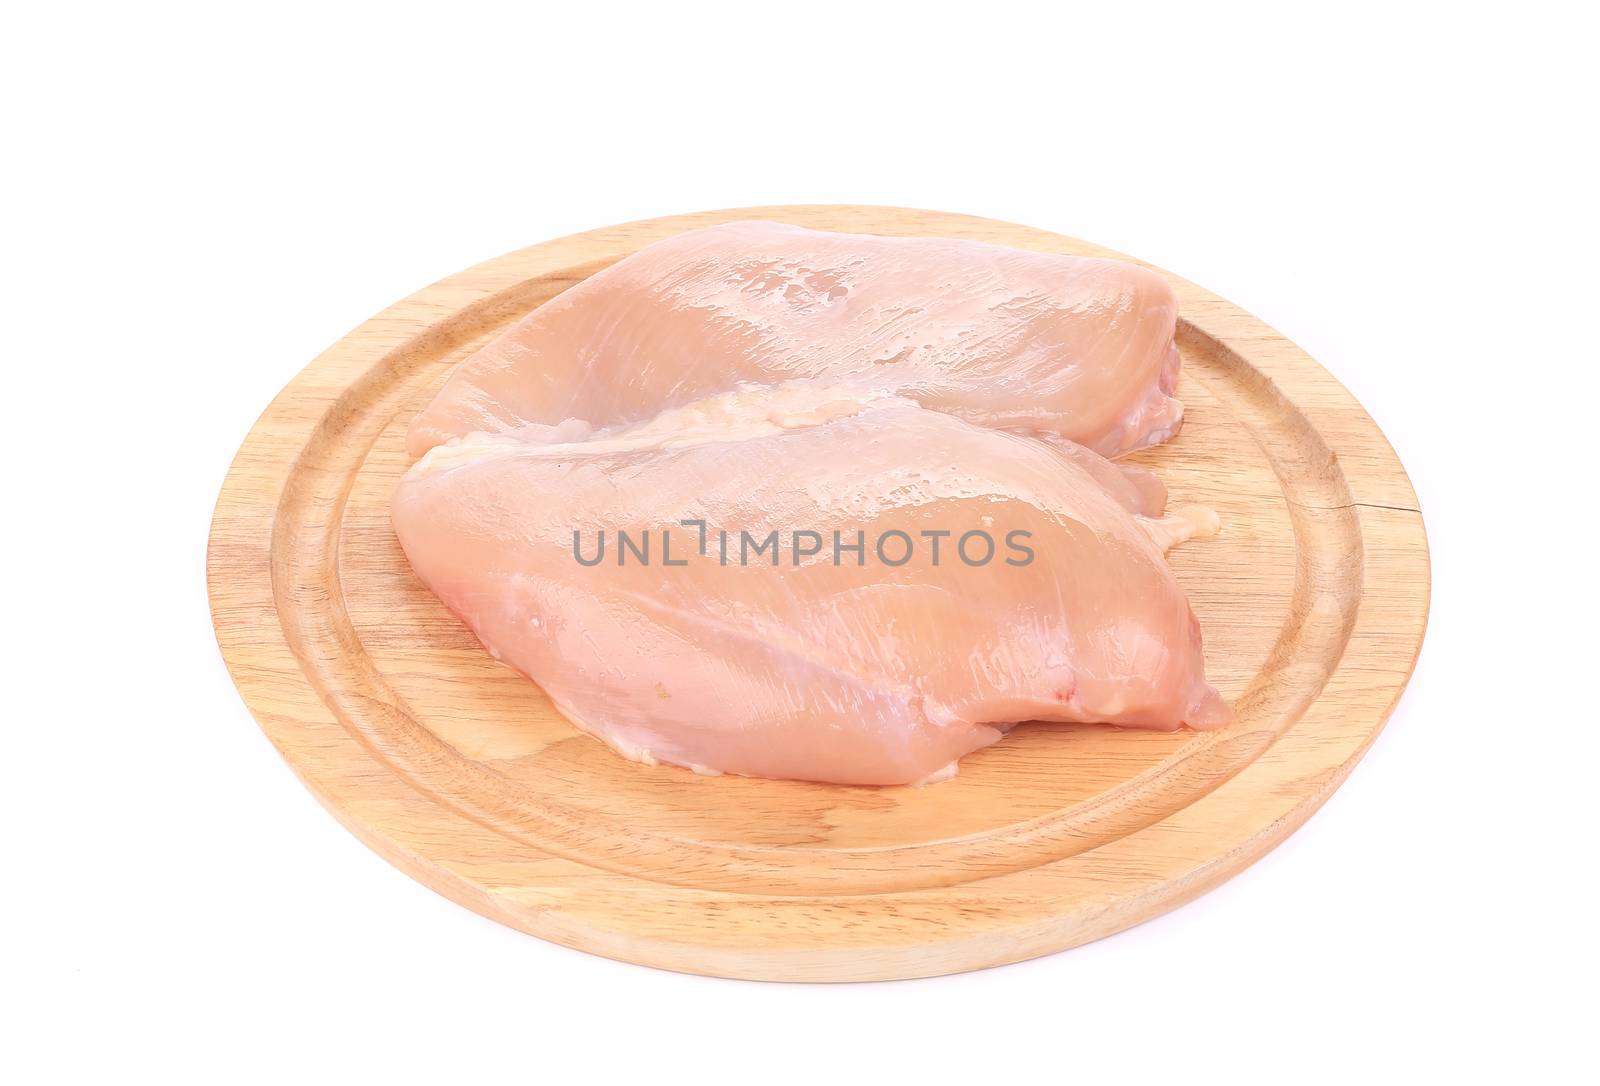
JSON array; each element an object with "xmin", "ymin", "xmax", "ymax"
[{"xmin": 208, "ymin": 206, "xmax": 1429, "ymax": 981}]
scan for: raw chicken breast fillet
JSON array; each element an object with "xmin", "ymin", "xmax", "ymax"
[
  {"xmin": 394, "ymin": 388, "xmax": 1227, "ymax": 786},
  {"xmin": 407, "ymin": 221, "xmax": 1185, "ymax": 460}
]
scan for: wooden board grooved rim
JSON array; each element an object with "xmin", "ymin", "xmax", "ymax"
[{"xmin": 208, "ymin": 205, "xmax": 1429, "ymax": 981}]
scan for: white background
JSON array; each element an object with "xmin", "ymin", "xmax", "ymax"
[{"xmin": 4, "ymin": 3, "xmax": 1595, "ymax": 1082}]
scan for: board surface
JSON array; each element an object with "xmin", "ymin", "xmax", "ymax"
[{"xmin": 208, "ymin": 206, "xmax": 1429, "ymax": 981}]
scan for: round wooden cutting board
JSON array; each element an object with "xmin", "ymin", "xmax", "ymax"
[{"xmin": 208, "ymin": 206, "xmax": 1429, "ymax": 981}]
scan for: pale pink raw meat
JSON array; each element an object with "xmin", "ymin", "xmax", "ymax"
[
  {"xmin": 407, "ymin": 221, "xmax": 1185, "ymax": 460},
  {"xmin": 393, "ymin": 389, "xmax": 1227, "ymax": 786}
]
